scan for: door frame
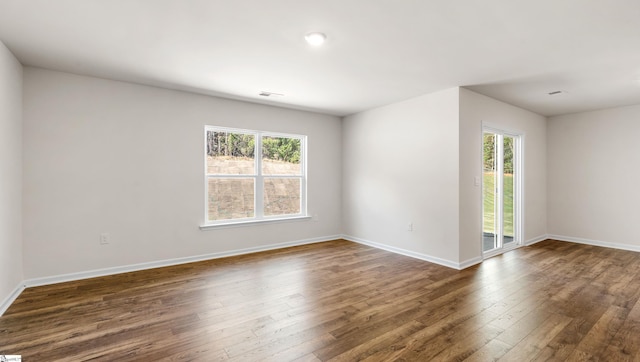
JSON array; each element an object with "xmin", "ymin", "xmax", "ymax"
[{"xmin": 481, "ymin": 123, "xmax": 524, "ymax": 259}]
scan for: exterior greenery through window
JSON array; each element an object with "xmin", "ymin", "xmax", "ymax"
[{"xmin": 205, "ymin": 126, "xmax": 306, "ymax": 224}]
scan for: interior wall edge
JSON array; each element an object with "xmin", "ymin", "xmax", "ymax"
[
  {"xmin": 0, "ymin": 40, "xmax": 24, "ymax": 318},
  {"xmin": 525, "ymin": 234, "xmax": 549, "ymax": 246},
  {"xmin": 458, "ymin": 256, "xmax": 483, "ymax": 270},
  {"xmin": 0, "ymin": 282, "xmax": 25, "ymax": 317}
]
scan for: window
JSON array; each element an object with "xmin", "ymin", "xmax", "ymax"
[{"xmin": 204, "ymin": 126, "xmax": 306, "ymax": 225}]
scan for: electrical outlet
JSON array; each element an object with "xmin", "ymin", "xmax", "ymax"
[
  {"xmin": 408, "ymin": 222, "xmax": 413, "ymax": 232},
  {"xmin": 100, "ymin": 232, "xmax": 110, "ymax": 245},
  {"xmin": 312, "ymin": 214, "xmax": 319, "ymax": 222}
]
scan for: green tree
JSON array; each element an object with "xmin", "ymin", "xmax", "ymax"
[
  {"xmin": 262, "ymin": 137, "xmax": 300, "ymax": 163},
  {"xmin": 503, "ymin": 136, "xmax": 514, "ymax": 174},
  {"xmin": 483, "ymin": 134, "xmax": 495, "ymax": 172},
  {"xmin": 483, "ymin": 134, "xmax": 514, "ymax": 174},
  {"xmin": 206, "ymin": 131, "xmax": 255, "ymax": 158}
]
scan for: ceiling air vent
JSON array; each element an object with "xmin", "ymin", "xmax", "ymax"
[
  {"xmin": 548, "ymin": 90, "xmax": 563, "ymax": 95},
  {"xmin": 259, "ymin": 91, "xmax": 284, "ymax": 97}
]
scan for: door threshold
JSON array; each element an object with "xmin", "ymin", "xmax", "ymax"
[{"xmin": 483, "ymin": 243, "xmax": 520, "ymax": 260}]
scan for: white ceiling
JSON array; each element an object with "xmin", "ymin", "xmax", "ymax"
[{"xmin": 1, "ymin": 0, "xmax": 639, "ymax": 117}]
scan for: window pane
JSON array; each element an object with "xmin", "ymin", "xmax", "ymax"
[
  {"xmin": 503, "ymin": 135, "xmax": 515, "ymax": 244},
  {"xmin": 208, "ymin": 178, "xmax": 254, "ymax": 221},
  {"xmin": 262, "ymin": 136, "xmax": 301, "ymax": 175},
  {"xmin": 206, "ymin": 131, "xmax": 255, "ymax": 175},
  {"xmin": 264, "ymin": 178, "xmax": 301, "ymax": 216},
  {"xmin": 483, "ymin": 133, "xmax": 497, "ymax": 252}
]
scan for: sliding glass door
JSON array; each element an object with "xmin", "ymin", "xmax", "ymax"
[{"xmin": 483, "ymin": 128, "xmax": 521, "ymax": 254}]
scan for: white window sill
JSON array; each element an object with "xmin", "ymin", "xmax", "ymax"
[{"xmin": 200, "ymin": 215, "xmax": 311, "ymax": 230}]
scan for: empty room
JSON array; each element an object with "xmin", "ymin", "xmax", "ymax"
[{"xmin": 2, "ymin": 1, "xmax": 640, "ymax": 361}]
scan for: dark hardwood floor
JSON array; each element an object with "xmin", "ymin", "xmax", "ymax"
[{"xmin": 1, "ymin": 239, "xmax": 640, "ymax": 361}]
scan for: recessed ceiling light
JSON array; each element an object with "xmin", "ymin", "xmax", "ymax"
[{"xmin": 305, "ymin": 32, "xmax": 326, "ymax": 46}]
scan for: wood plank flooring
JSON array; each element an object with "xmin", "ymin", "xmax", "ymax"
[{"xmin": 1, "ymin": 239, "xmax": 640, "ymax": 361}]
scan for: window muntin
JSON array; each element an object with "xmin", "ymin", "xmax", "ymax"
[{"xmin": 205, "ymin": 126, "xmax": 306, "ymax": 224}]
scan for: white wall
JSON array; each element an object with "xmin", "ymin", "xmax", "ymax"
[
  {"xmin": 22, "ymin": 67, "xmax": 342, "ymax": 279},
  {"xmin": 548, "ymin": 105, "xmax": 640, "ymax": 250},
  {"xmin": 342, "ymin": 88, "xmax": 460, "ymax": 265},
  {"xmin": 459, "ymin": 89, "xmax": 547, "ymax": 262},
  {"xmin": 342, "ymin": 87, "xmax": 547, "ymax": 267},
  {"xmin": 0, "ymin": 41, "xmax": 23, "ymax": 307}
]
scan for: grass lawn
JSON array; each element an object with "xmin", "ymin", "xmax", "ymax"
[{"xmin": 483, "ymin": 172, "xmax": 514, "ymax": 236}]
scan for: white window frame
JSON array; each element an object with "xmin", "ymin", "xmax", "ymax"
[{"xmin": 201, "ymin": 126, "xmax": 308, "ymax": 229}]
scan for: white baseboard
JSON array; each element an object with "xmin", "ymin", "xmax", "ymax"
[
  {"xmin": 11, "ymin": 232, "xmax": 635, "ymax": 317},
  {"xmin": 548, "ymin": 234, "xmax": 640, "ymax": 253},
  {"xmin": 459, "ymin": 256, "xmax": 483, "ymax": 269},
  {"xmin": 525, "ymin": 234, "xmax": 549, "ymax": 246},
  {"xmin": 0, "ymin": 282, "xmax": 26, "ymax": 316},
  {"xmin": 341, "ymin": 234, "xmax": 556, "ymax": 270},
  {"xmin": 23, "ymin": 235, "xmax": 341, "ymax": 288},
  {"xmin": 342, "ymin": 234, "xmax": 469, "ymax": 270}
]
